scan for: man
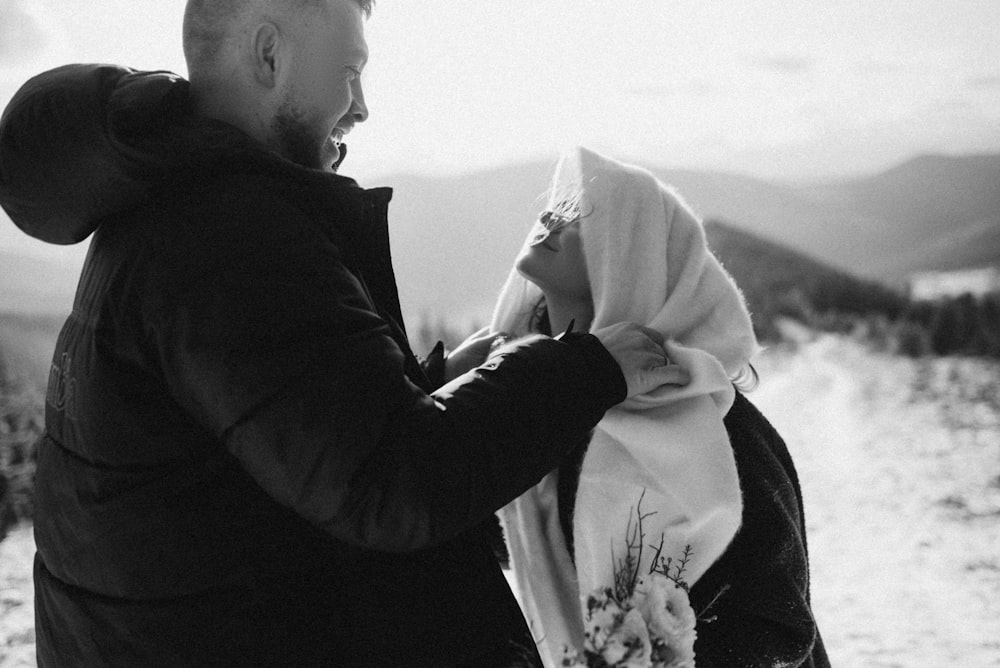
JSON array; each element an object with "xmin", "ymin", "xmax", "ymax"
[{"xmin": 0, "ymin": 1, "xmax": 682, "ymax": 665}]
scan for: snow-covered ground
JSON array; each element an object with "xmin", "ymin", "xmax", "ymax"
[
  {"xmin": 752, "ymin": 335, "xmax": 1000, "ymax": 667},
  {"xmin": 2, "ymin": 335, "xmax": 999, "ymax": 667},
  {"xmin": 0, "ymin": 523, "xmax": 33, "ymax": 668}
]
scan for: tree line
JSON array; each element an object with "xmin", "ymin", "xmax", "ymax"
[{"xmin": 702, "ymin": 219, "xmax": 1000, "ymax": 358}]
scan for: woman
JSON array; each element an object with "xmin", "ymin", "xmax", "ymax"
[{"xmin": 491, "ymin": 147, "xmax": 829, "ymax": 667}]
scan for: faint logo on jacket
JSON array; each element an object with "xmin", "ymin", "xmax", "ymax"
[{"xmin": 46, "ymin": 353, "xmax": 78, "ymax": 421}]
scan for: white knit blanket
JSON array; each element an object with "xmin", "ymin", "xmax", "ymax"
[{"xmin": 492, "ymin": 147, "xmax": 761, "ymax": 667}]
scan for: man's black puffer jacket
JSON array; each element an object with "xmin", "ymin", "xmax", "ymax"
[{"xmin": 0, "ymin": 65, "xmax": 627, "ymax": 666}]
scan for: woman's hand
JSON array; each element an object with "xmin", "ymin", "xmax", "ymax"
[{"xmin": 443, "ymin": 326, "xmax": 500, "ymax": 383}]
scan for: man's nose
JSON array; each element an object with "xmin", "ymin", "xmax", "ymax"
[{"xmin": 350, "ymin": 81, "xmax": 369, "ymax": 123}]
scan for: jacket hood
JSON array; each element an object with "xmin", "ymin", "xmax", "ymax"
[{"xmin": 0, "ymin": 63, "xmax": 352, "ymax": 245}]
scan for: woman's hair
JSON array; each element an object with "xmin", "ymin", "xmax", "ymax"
[
  {"xmin": 731, "ymin": 362, "xmax": 760, "ymax": 393},
  {"xmin": 542, "ymin": 188, "xmax": 584, "ymax": 228},
  {"xmin": 529, "ymin": 295, "xmax": 759, "ymax": 392},
  {"xmin": 528, "ymin": 296, "xmax": 552, "ymax": 336},
  {"xmin": 532, "ymin": 185, "xmax": 595, "ymax": 236}
]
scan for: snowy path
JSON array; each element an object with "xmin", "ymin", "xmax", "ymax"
[
  {"xmin": 0, "ymin": 525, "xmax": 34, "ymax": 668},
  {"xmin": 752, "ymin": 336, "xmax": 1000, "ymax": 667},
  {"xmin": 3, "ymin": 336, "xmax": 999, "ymax": 666}
]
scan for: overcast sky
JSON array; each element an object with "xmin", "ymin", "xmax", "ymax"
[{"xmin": 2, "ymin": 0, "xmax": 999, "ymax": 185}]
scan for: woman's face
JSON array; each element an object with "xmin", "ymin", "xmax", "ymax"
[{"xmin": 516, "ymin": 214, "xmax": 591, "ymax": 302}]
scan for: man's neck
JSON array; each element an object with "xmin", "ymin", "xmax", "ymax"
[{"xmin": 190, "ymin": 82, "xmax": 268, "ymax": 145}]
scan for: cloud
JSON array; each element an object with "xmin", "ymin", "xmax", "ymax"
[
  {"xmin": 968, "ymin": 75, "xmax": 1000, "ymax": 90},
  {"xmin": 747, "ymin": 54, "xmax": 814, "ymax": 74},
  {"xmin": 0, "ymin": 0, "xmax": 64, "ymax": 65},
  {"xmin": 627, "ymin": 80, "xmax": 715, "ymax": 99},
  {"xmin": 852, "ymin": 60, "xmax": 906, "ymax": 76}
]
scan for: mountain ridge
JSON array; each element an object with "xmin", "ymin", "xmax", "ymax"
[{"xmin": 2, "ymin": 151, "xmax": 996, "ymax": 325}]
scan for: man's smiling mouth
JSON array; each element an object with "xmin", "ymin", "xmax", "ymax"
[{"xmin": 331, "ymin": 126, "xmax": 352, "ymax": 147}]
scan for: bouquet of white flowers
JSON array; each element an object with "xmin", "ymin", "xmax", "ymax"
[{"xmin": 561, "ymin": 492, "xmax": 699, "ymax": 668}]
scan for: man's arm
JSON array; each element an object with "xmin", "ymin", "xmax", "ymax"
[{"xmin": 146, "ymin": 184, "xmax": 626, "ymax": 553}]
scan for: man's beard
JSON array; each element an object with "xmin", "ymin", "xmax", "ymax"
[{"xmin": 271, "ymin": 100, "xmax": 329, "ymax": 170}]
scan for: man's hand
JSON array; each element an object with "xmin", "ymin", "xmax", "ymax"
[
  {"xmin": 443, "ymin": 326, "xmax": 497, "ymax": 383},
  {"xmin": 592, "ymin": 322, "xmax": 690, "ymax": 399}
]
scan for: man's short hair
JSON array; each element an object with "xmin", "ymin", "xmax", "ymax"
[{"xmin": 183, "ymin": 0, "xmax": 373, "ymax": 78}]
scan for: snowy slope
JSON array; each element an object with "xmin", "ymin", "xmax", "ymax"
[{"xmin": 751, "ymin": 336, "xmax": 1000, "ymax": 666}]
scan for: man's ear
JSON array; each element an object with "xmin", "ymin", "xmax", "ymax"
[{"xmin": 250, "ymin": 22, "xmax": 281, "ymax": 88}]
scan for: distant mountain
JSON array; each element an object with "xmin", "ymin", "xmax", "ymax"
[
  {"xmin": 819, "ymin": 154, "xmax": 1000, "ymax": 236},
  {"xmin": 703, "ymin": 220, "xmax": 906, "ymax": 340},
  {"xmin": 381, "ymin": 161, "xmax": 853, "ymax": 328},
  {"xmin": 649, "ymin": 168, "xmax": 864, "ymax": 275},
  {"xmin": 381, "ymin": 151, "xmax": 999, "ymax": 327},
  {"xmin": 2, "ymin": 152, "xmax": 996, "ymax": 326},
  {"xmin": 883, "ymin": 215, "xmax": 1000, "ymax": 275},
  {"xmin": 382, "ymin": 160, "xmax": 557, "ymax": 329},
  {"xmin": 798, "ymin": 153, "xmax": 1000, "ymax": 279}
]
